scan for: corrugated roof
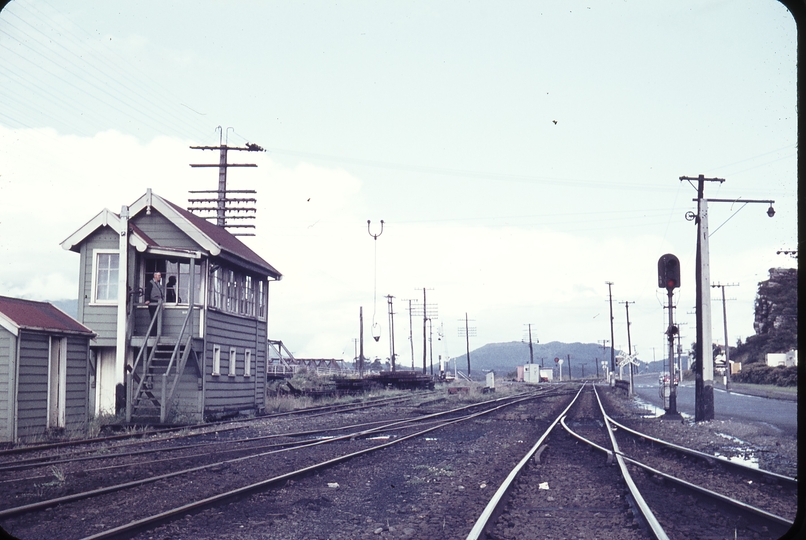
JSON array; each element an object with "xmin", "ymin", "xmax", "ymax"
[
  {"xmin": 0, "ymin": 296, "xmax": 95, "ymax": 336},
  {"xmin": 163, "ymin": 198, "xmax": 282, "ymax": 279}
]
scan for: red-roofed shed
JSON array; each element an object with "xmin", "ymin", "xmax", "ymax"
[{"xmin": 0, "ymin": 296, "xmax": 95, "ymax": 443}]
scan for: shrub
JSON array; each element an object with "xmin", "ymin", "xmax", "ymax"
[{"xmin": 732, "ymin": 363, "xmax": 797, "ymax": 386}]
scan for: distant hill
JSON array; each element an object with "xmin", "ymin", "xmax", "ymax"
[{"xmin": 450, "ymin": 341, "xmax": 629, "ymax": 379}]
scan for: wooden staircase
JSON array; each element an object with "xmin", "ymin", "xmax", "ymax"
[
  {"xmin": 127, "ymin": 302, "xmax": 197, "ymax": 424},
  {"xmin": 130, "ymin": 341, "xmax": 185, "ymax": 423}
]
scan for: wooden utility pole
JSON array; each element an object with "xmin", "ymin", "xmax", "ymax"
[
  {"xmin": 465, "ymin": 314, "xmax": 472, "ymax": 377},
  {"xmin": 428, "ymin": 318, "xmax": 434, "ymax": 376},
  {"xmin": 404, "ymin": 299, "xmax": 416, "ymax": 369},
  {"xmin": 386, "ymin": 295, "xmax": 396, "ymax": 371},
  {"xmin": 359, "ymin": 307, "xmax": 365, "ymax": 378},
  {"xmin": 414, "ymin": 289, "xmax": 436, "ymax": 374},
  {"xmin": 458, "ymin": 314, "xmax": 476, "ymax": 378},
  {"xmin": 423, "ymin": 289, "xmax": 428, "ymax": 374},
  {"xmin": 712, "ymin": 282, "xmax": 738, "ymax": 391},
  {"xmin": 567, "ymin": 354, "xmax": 572, "ymax": 381},
  {"xmin": 524, "ymin": 324, "xmax": 537, "ymax": 364},
  {"xmin": 621, "ymin": 300, "xmax": 635, "ymax": 391},
  {"xmin": 605, "ymin": 282, "xmax": 616, "ymax": 383},
  {"xmin": 188, "ymin": 128, "xmax": 261, "ymax": 236}
]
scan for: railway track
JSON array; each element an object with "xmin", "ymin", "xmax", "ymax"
[
  {"xmin": 0, "ymin": 387, "xmax": 563, "ymax": 539},
  {"xmin": 0, "ymin": 392, "xmax": 416, "ymax": 461},
  {"xmin": 3, "ymin": 384, "xmax": 793, "ymax": 539},
  {"xmin": 468, "ymin": 383, "xmax": 796, "ymax": 540}
]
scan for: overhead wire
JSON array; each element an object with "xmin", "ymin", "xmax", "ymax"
[
  {"xmin": 0, "ymin": 0, "xmax": 212, "ymax": 142},
  {"xmin": 20, "ymin": 0, "xmax": 212, "ymax": 139}
]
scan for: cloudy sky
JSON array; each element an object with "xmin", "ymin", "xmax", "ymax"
[{"xmin": 0, "ymin": 0, "xmax": 797, "ymax": 367}]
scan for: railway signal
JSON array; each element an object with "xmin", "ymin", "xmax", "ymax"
[
  {"xmin": 657, "ymin": 253, "xmax": 681, "ymax": 290},
  {"xmin": 658, "ymin": 253, "xmax": 681, "ymax": 415}
]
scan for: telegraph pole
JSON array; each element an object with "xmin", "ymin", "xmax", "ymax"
[
  {"xmin": 386, "ymin": 295, "xmax": 396, "ymax": 372},
  {"xmin": 712, "ymin": 282, "xmax": 738, "ymax": 391},
  {"xmin": 680, "ymin": 174, "xmax": 774, "ymax": 421},
  {"xmin": 621, "ymin": 300, "xmax": 635, "ymax": 393},
  {"xmin": 428, "ymin": 318, "xmax": 434, "ymax": 376},
  {"xmin": 414, "ymin": 289, "xmax": 436, "ymax": 374},
  {"xmin": 189, "ymin": 127, "xmax": 260, "ymax": 236},
  {"xmin": 465, "ymin": 314, "xmax": 471, "ymax": 377},
  {"xmin": 599, "ymin": 339, "xmax": 609, "ymax": 380},
  {"xmin": 606, "ymin": 282, "xmax": 616, "ymax": 384},
  {"xmin": 359, "ymin": 307, "xmax": 365, "ymax": 378},
  {"xmin": 405, "ymin": 299, "xmax": 416, "ymax": 370},
  {"xmin": 524, "ymin": 324, "xmax": 537, "ymax": 364},
  {"xmin": 621, "ymin": 301, "xmax": 635, "ymax": 357},
  {"xmin": 459, "ymin": 314, "xmax": 476, "ymax": 378}
]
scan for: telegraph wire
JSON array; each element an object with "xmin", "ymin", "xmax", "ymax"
[
  {"xmin": 1, "ymin": 1, "xmax": 211, "ymax": 142},
  {"xmin": 0, "ymin": 32, "xmax": 173, "ymax": 138},
  {"xmin": 0, "ymin": 46, "xmax": 109, "ymax": 135},
  {"xmin": 14, "ymin": 0, "xmax": 212, "ymax": 138}
]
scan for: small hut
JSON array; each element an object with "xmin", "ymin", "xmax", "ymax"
[{"xmin": 0, "ymin": 296, "xmax": 95, "ymax": 443}]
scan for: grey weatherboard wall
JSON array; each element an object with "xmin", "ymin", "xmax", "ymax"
[
  {"xmin": 11, "ymin": 332, "xmax": 91, "ymax": 441},
  {"xmin": 204, "ymin": 309, "xmax": 267, "ymax": 415}
]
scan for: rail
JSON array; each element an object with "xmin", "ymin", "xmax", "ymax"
[
  {"xmin": 593, "ymin": 384, "xmax": 668, "ymax": 540},
  {"xmin": 465, "ymin": 384, "xmax": 585, "ymax": 540}
]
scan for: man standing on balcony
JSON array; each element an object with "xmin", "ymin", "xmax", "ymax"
[{"xmin": 144, "ymin": 271, "xmax": 164, "ymax": 323}]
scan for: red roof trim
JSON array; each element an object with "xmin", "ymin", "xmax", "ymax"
[{"xmin": 0, "ymin": 296, "xmax": 95, "ymax": 336}]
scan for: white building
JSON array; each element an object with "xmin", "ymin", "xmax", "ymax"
[{"xmin": 765, "ymin": 350, "xmax": 798, "ymax": 367}]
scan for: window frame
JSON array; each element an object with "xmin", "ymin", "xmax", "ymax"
[
  {"xmin": 228, "ymin": 347, "xmax": 237, "ymax": 377},
  {"xmin": 257, "ymin": 280, "xmax": 267, "ymax": 321},
  {"xmin": 90, "ymin": 249, "xmax": 120, "ymax": 305},
  {"xmin": 244, "ymin": 349, "xmax": 252, "ymax": 377},
  {"xmin": 212, "ymin": 345, "xmax": 221, "ymax": 376},
  {"xmin": 207, "ymin": 263, "xmax": 265, "ymax": 320}
]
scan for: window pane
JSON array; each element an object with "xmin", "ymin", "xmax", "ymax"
[
  {"xmin": 258, "ymin": 280, "xmax": 266, "ymax": 319},
  {"xmin": 96, "ymin": 253, "xmax": 119, "ymax": 301}
]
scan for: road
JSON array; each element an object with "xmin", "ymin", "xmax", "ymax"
[{"xmin": 628, "ymin": 372, "xmax": 797, "ymax": 436}]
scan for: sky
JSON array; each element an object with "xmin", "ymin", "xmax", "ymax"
[{"xmin": 0, "ymin": 0, "xmax": 798, "ymax": 368}]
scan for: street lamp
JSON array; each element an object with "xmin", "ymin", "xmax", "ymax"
[{"xmin": 367, "ymin": 220, "xmax": 384, "ymax": 342}]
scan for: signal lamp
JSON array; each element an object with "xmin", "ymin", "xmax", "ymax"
[{"xmin": 657, "ymin": 254, "xmax": 681, "ymax": 290}]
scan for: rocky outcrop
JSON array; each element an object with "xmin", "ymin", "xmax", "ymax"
[{"xmin": 737, "ymin": 268, "xmax": 798, "ymax": 365}]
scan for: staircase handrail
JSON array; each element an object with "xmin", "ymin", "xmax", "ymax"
[
  {"xmin": 131, "ymin": 302, "xmax": 163, "ymax": 374},
  {"xmin": 162, "ymin": 333, "xmax": 194, "ymax": 423},
  {"xmin": 163, "ymin": 305, "xmax": 193, "ymax": 377},
  {"xmin": 159, "ymin": 304, "xmax": 195, "ymax": 422},
  {"xmin": 127, "ymin": 302, "xmax": 164, "ymax": 422}
]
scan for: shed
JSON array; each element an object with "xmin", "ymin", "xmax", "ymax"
[{"xmin": 0, "ymin": 296, "xmax": 95, "ymax": 443}]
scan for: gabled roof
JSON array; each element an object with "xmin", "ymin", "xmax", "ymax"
[
  {"xmin": 61, "ymin": 189, "xmax": 282, "ymax": 279},
  {"xmin": 60, "ymin": 208, "xmax": 155, "ymax": 254},
  {"xmin": 0, "ymin": 296, "xmax": 95, "ymax": 337}
]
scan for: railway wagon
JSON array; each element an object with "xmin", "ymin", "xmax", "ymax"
[
  {"xmin": 0, "ymin": 296, "xmax": 95, "ymax": 443},
  {"xmin": 61, "ymin": 189, "xmax": 282, "ymax": 424}
]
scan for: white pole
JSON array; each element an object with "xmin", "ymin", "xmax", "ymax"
[
  {"xmin": 698, "ymin": 198, "xmax": 714, "ymax": 419},
  {"xmin": 115, "ymin": 206, "xmax": 129, "ymax": 385}
]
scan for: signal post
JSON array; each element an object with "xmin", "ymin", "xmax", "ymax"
[{"xmin": 658, "ymin": 254, "xmax": 680, "ymax": 415}]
